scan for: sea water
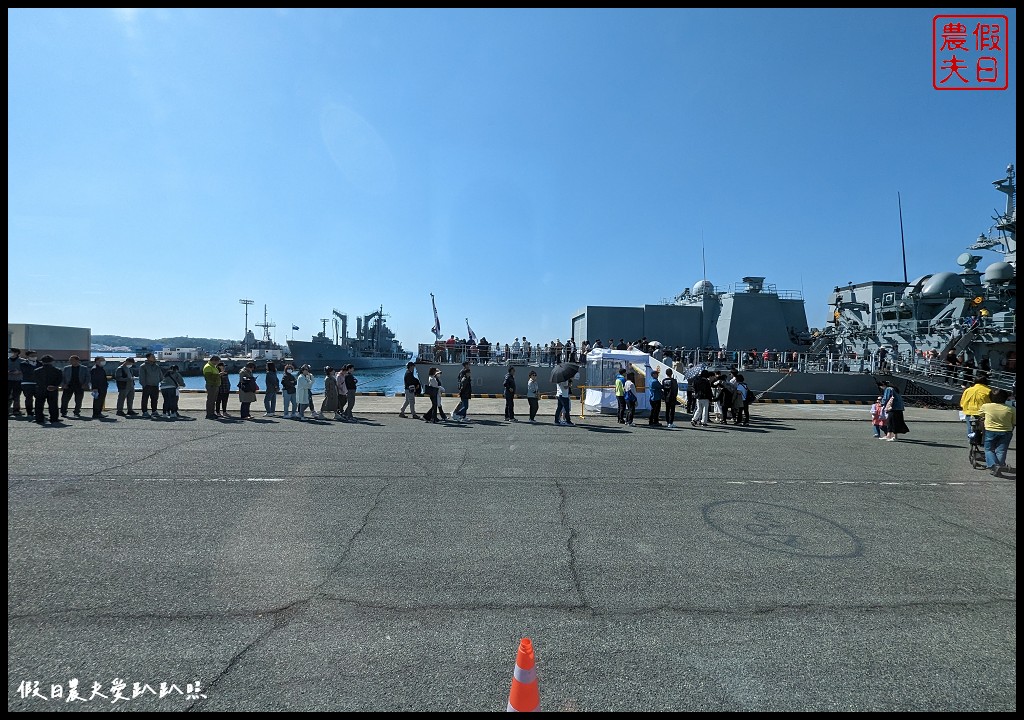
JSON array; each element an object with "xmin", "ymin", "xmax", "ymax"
[{"xmin": 94, "ymin": 364, "xmax": 408, "ymax": 396}]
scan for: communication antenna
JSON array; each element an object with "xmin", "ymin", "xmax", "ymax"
[
  {"xmin": 701, "ymin": 228, "xmax": 707, "ymax": 281},
  {"xmin": 239, "ymin": 299, "xmax": 254, "ymax": 352},
  {"xmin": 898, "ymin": 192, "xmax": 908, "ymax": 284},
  {"xmin": 255, "ymin": 304, "xmax": 276, "ymax": 343},
  {"xmin": 320, "ymin": 318, "xmax": 329, "ymax": 336}
]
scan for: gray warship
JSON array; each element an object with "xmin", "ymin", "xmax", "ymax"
[
  {"xmin": 288, "ymin": 307, "xmax": 412, "ymax": 371},
  {"xmin": 818, "ymin": 163, "xmax": 1016, "ymax": 399},
  {"xmin": 414, "ymin": 164, "xmax": 1015, "ymax": 406}
]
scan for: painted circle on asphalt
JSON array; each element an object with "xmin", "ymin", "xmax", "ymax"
[{"xmin": 702, "ymin": 500, "xmax": 863, "ymax": 558}]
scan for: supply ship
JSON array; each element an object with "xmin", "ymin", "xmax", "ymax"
[{"xmin": 288, "ymin": 307, "xmax": 412, "ymax": 371}]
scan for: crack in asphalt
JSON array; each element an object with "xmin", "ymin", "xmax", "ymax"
[
  {"xmin": 555, "ymin": 479, "xmax": 587, "ymax": 610},
  {"xmin": 881, "ymin": 495, "xmax": 1018, "ymax": 551},
  {"xmin": 184, "ymin": 482, "xmax": 390, "ymax": 710},
  {"xmin": 82, "ymin": 432, "xmax": 229, "ymax": 477},
  {"xmin": 10, "ymin": 595, "xmax": 1014, "ymax": 623}
]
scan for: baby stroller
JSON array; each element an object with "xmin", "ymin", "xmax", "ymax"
[{"xmin": 968, "ymin": 415, "xmax": 986, "ymax": 469}]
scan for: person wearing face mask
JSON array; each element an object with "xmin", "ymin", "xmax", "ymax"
[
  {"xmin": 114, "ymin": 356, "xmax": 138, "ymax": 416},
  {"xmin": 89, "ymin": 357, "xmax": 109, "ymax": 419},
  {"xmin": 280, "ymin": 365, "xmax": 297, "ymax": 419},
  {"xmin": 19, "ymin": 350, "xmax": 38, "ymax": 418},
  {"xmin": 61, "ymin": 355, "xmax": 91, "ymax": 418},
  {"xmin": 9, "ymin": 347, "xmax": 24, "ymax": 416}
]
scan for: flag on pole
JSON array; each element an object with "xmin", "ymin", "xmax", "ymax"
[
  {"xmin": 430, "ymin": 293, "xmax": 441, "ymax": 340},
  {"xmin": 466, "ymin": 319, "xmax": 478, "ymax": 345},
  {"xmin": 292, "ymin": 325, "xmax": 300, "ymax": 331}
]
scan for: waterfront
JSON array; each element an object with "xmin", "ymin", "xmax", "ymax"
[{"xmin": 91, "ymin": 364, "xmax": 409, "ymax": 396}]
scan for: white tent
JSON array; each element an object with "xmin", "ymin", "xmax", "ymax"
[{"xmin": 583, "ymin": 349, "xmax": 654, "ymax": 413}]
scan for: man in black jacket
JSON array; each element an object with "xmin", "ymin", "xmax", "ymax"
[
  {"xmin": 89, "ymin": 357, "xmax": 108, "ymax": 418},
  {"xmin": 34, "ymin": 355, "xmax": 62, "ymax": 425},
  {"xmin": 661, "ymin": 368, "xmax": 679, "ymax": 428},
  {"xmin": 19, "ymin": 350, "xmax": 38, "ymax": 417},
  {"xmin": 399, "ymin": 361, "xmax": 420, "ymax": 419},
  {"xmin": 503, "ymin": 366, "xmax": 517, "ymax": 422},
  {"xmin": 454, "ymin": 362, "xmax": 472, "ymax": 422},
  {"xmin": 690, "ymin": 370, "xmax": 713, "ymax": 427},
  {"xmin": 60, "ymin": 355, "xmax": 91, "ymax": 418}
]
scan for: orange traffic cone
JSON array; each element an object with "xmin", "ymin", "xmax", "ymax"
[{"xmin": 506, "ymin": 637, "xmax": 539, "ymax": 712}]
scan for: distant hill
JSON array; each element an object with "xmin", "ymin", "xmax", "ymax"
[{"xmin": 92, "ymin": 335, "xmax": 236, "ymax": 353}]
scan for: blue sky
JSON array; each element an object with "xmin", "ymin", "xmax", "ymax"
[{"xmin": 8, "ymin": 8, "xmax": 1017, "ymax": 350}]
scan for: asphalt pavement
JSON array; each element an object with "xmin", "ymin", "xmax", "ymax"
[{"xmin": 7, "ymin": 404, "xmax": 1016, "ymax": 711}]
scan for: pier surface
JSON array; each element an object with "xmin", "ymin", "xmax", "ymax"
[{"xmin": 8, "ymin": 403, "xmax": 1016, "ymax": 711}]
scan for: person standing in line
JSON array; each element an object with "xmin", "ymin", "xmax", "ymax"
[
  {"xmin": 422, "ymin": 367, "xmax": 440, "ymax": 423},
  {"xmin": 19, "ymin": 350, "xmax": 39, "ymax": 418},
  {"xmin": 557, "ymin": 377, "xmax": 577, "ymax": 426},
  {"xmin": 526, "ymin": 370, "xmax": 539, "ymax": 423},
  {"xmin": 237, "ymin": 361, "xmax": 259, "ymax": 420},
  {"xmin": 263, "ymin": 361, "xmax": 280, "ymax": 416},
  {"xmin": 280, "ymin": 364, "xmax": 297, "ymax": 419},
  {"xmin": 870, "ymin": 395, "xmax": 886, "ymax": 439},
  {"xmin": 980, "ymin": 388, "xmax": 1015, "ymax": 477},
  {"xmin": 8, "ymin": 347, "xmax": 23, "ymax": 416},
  {"xmin": 503, "ymin": 366, "xmax": 518, "ymax": 422},
  {"xmin": 685, "ymin": 369, "xmax": 697, "ymax": 416},
  {"xmin": 622, "ymin": 371, "xmax": 637, "ymax": 427},
  {"xmin": 89, "ymin": 356, "xmax": 109, "ymax": 419},
  {"xmin": 295, "ymin": 364, "xmax": 315, "ymax": 421},
  {"xmin": 60, "ymin": 355, "xmax": 91, "ymax": 418},
  {"xmin": 115, "ymin": 356, "xmax": 138, "ymax": 417},
  {"xmin": 648, "ymin": 367, "xmax": 663, "ymax": 427},
  {"xmin": 137, "ymin": 353, "xmax": 162, "ymax": 418},
  {"xmin": 342, "ymin": 364, "xmax": 358, "ymax": 420},
  {"xmin": 216, "ymin": 362, "xmax": 232, "ymax": 418},
  {"xmin": 399, "ymin": 361, "xmax": 421, "ymax": 419},
  {"xmin": 959, "ymin": 374, "xmax": 992, "ymax": 441},
  {"xmin": 614, "ymin": 366, "xmax": 627, "ymax": 424},
  {"xmin": 733, "ymin": 374, "xmax": 750, "ymax": 426},
  {"xmin": 159, "ymin": 364, "xmax": 185, "ymax": 418},
  {"xmin": 202, "ymin": 355, "xmax": 221, "ymax": 420},
  {"xmin": 321, "ymin": 366, "xmax": 340, "ymax": 419},
  {"xmin": 453, "ymin": 362, "xmax": 472, "ymax": 423},
  {"xmin": 336, "ymin": 365, "xmax": 349, "ymax": 421},
  {"xmin": 691, "ymin": 370, "xmax": 712, "ymax": 427},
  {"xmin": 710, "ymin": 372, "xmax": 725, "ymax": 423},
  {"xmin": 662, "ymin": 367, "xmax": 679, "ymax": 428},
  {"xmin": 718, "ymin": 372, "xmax": 734, "ymax": 424},
  {"xmin": 435, "ymin": 369, "xmax": 449, "ymax": 421},
  {"xmin": 33, "ymin": 355, "xmax": 62, "ymax": 425}
]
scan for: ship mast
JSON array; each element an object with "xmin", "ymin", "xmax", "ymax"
[{"xmin": 255, "ymin": 304, "xmax": 275, "ymax": 345}]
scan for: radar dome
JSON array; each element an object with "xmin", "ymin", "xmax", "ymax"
[
  {"xmin": 983, "ymin": 261, "xmax": 1015, "ymax": 283},
  {"xmin": 920, "ymin": 272, "xmax": 965, "ymax": 298},
  {"xmin": 692, "ymin": 279, "xmax": 715, "ymax": 295}
]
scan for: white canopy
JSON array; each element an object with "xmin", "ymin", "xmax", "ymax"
[{"xmin": 585, "ymin": 348, "xmax": 651, "ymax": 364}]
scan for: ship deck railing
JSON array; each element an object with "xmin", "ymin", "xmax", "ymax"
[{"xmin": 885, "ymin": 359, "xmax": 1016, "ymax": 393}]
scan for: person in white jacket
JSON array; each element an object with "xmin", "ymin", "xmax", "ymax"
[{"xmin": 295, "ymin": 365, "xmax": 319, "ymax": 421}]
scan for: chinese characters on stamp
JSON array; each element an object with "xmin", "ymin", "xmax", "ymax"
[
  {"xmin": 934, "ymin": 15, "xmax": 1009, "ymax": 90},
  {"xmin": 15, "ymin": 678, "xmax": 207, "ymax": 704}
]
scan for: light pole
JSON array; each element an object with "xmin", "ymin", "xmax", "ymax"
[{"xmin": 239, "ymin": 299, "xmax": 254, "ymax": 353}]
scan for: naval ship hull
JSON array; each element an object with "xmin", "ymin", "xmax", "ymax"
[
  {"xmin": 413, "ymin": 360, "xmax": 887, "ymax": 404},
  {"xmin": 288, "ymin": 340, "xmax": 411, "ymax": 371}
]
